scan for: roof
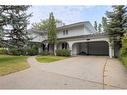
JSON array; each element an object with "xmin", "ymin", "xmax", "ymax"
[
  {"xmin": 57, "ymin": 21, "xmax": 96, "ymax": 33},
  {"xmin": 29, "ymin": 21, "xmax": 96, "ymax": 34},
  {"xmin": 57, "ymin": 21, "xmax": 89, "ymax": 30},
  {"xmin": 58, "ymin": 32, "xmax": 109, "ymax": 40}
]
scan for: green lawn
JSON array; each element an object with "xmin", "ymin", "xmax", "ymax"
[
  {"xmin": 36, "ymin": 56, "xmax": 67, "ymax": 63},
  {"xmin": 0, "ymin": 55, "xmax": 30, "ymax": 76}
]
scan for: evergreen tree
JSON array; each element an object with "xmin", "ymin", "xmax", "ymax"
[
  {"xmin": 106, "ymin": 5, "xmax": 127, "ymax": 39},
  {"xmin": 102, "ymin": 17, "xmax": 108, "ymax": 32},
  {"xmin": 98, "ymin": 23, "xmax": 102, "ymax": 33},
  {"xmin": 94, "ymin": 21, "xmax": 97, "ymax": 31},
  {"xmin": 0, "ymin": 5, "xmax": 32, "ymax": 55},
  {"xmin": 0, "ymin": 26, "xmax": 4, "ymax": 46},
  {"xmin": 48, "ymin": 12, "xmax": 57, "ymax": 55}
]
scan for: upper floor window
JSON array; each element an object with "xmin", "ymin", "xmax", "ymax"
[
  {"xmin": 63, "ymin": 30, "xmax": 68, "ymax": 35},
  {"xmin": 66, "ymin": 30, "xmax": 68, "ymax": 35},
  {"xmin": 63, "ymin": 30, "xmax": 66, "ymax": 35}
]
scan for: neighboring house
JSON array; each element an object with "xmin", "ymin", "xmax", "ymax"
[{"xmin": 30, "ymin": 21, "xmax": 119, "ymax": 58}]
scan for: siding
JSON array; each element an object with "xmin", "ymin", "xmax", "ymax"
[{"xmin": 57, "ymin": 25, "xmax": 88, "ymax": 38}]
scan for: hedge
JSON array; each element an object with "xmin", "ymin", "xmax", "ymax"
[{"xmin": 56, "ymin": 49, "xmax": 71, "ymax": 57}]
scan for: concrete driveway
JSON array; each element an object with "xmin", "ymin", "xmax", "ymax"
[{"xmin": 0, "ymin": 56, "xmax": 127, "ymax": 89}]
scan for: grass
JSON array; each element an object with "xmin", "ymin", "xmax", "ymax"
[
  {"xmin": 0, "ymin": 55, "xmax": 30, "ymax": 76},
  {"xmin": 121, "ymin": 56, "xmax": 127, "ymax": 68},
  {"xmin": 36, "ymin": 56, "xmax": 67, "ymax": 63}
]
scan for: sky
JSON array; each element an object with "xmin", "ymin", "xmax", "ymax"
[{"xmin": 27, "ymin": 5, "xmax": 112, "ymax": 29}]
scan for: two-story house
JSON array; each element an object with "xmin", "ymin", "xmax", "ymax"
[{"xmin": 30, "ymin": 21, "xmax": 119, "ymax": 58}]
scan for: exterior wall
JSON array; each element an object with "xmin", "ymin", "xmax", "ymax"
[
  {"xmin": 84, "ymin": 22, "xmax": 96, "ymax": 34},
  {"xmin": 31, "ymin": 22, "xmax": 96, "ymax": 42},
  {"xmin": 57, "ymin": 25, "xmax": 85, "ymax": 38}
]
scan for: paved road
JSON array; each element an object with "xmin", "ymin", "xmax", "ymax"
[{"xmin": 0, "ymin": 56, "xmax": 127, "ymax": 89}]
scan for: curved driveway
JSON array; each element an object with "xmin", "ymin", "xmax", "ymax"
[{"xmin": 0, "ymin": 56, "xmax": 127, "ymax": 89}]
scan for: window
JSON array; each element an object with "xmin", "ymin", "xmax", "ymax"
[
  {"xmin": 63, "ymin": 30, "xmax": 66, "ymax": 35},
  {"xmin": 63, "ymin": 30, "xmax": 68, "ymax": 35},
  {"xmin": 66, "ymin": 30, "xmax": 68, "ymax": 35},
  {"xmin": 62, "ymin": 43, "xmax": 68, "ymax": 49}
]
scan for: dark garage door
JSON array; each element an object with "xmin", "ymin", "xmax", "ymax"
[{"xmin": 88, "ymin": 41, "xmax": 109, "ymax": 56}]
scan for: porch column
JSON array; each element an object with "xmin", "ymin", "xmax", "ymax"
[
  {"xmin": 38, "ymin": 48, "xmax": 42, "ymax": 54},
  {"xmin": 109, "ymin": 42, "xmax": 114, "ymax": 58},
  {"xmin": 68, "ymin": 43, "xmax": 73, "ymax": 56},
  {"xmin": 54, "ymin": 44, "xmax": 57, "ymax": 56}
]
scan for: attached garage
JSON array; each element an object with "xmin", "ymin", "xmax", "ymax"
[
  {"xmin": 87, "ymin": 41, "xmax": 109, "ymax": 56},
  {"xmin": 72, "ymin": 41, "xmax": 109, "ymax": 56}
]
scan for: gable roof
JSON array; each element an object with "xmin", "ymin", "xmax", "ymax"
[
  {"xmin": 57, "ymin": 21, "xmax": 86, "ymax": 30},
  {"xmin": 57, "ymin": 21, "xmax": 96, "ymax": 33}
]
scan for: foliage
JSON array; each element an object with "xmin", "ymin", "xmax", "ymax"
[
  {"xmin": 56, "ymin": 49, "xmax": 71, "ymax": 57},
  {"xmin": 102, "ymin": 17, "xmax": 108, "ymax": 32},
  {"xmin": 36, "ymin": 56, "xmax": 67, "ymax": 63},
  {"xmin": 0, "ymin": 5, "xmax": 32, "ymax": 55},
  {"xmin": 120, "ymin": 34, "xmax": 127, "ymax": 56},
  {"xmin": 106, "ymin": 5, "xmax": 127, "ymax": 38},
  {"xmin": 40, "ymin": 50, "xmax": 49, "ymax": 56},
  {"xmin": 48, "ymin": 12, "xmax": 57, "ymax": 45},
  {"xmin": 98, "ymin": 23, "xmax": 102, "ymax": 33},
  {"xmin": 0, "ymin": 55, "xmax": 30, "ymax": 76},
  {"xmin": 0, "ymin": 48, "xmax": 7, "ymax": 54},
  {"xmin": 120, "ymin": 56, "xmax": 127, "ymax": 68},
  {"xmin": 32, "ymin": 19, "xmax": 49, "ymax": 31},
  {"xmin": 26, "ymin": 48, "xmax": 38, "ymax": 56},
  {"xmin": 120, "ymin": 34, "xmax": 127, "ymax": 68},
  {"xmin": 8, "ymin": 48, "xmax": 26, "ymax": 55},
  {"xmin": 94, "ymin": 21, "xmax": 97, "ymax": 31}
]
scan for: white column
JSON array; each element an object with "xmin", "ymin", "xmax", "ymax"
[
  {"xmin": 109, "ymin": 42, "xmax": 114, "ymax": 58},
  {"xmin": 72, "ymin": 44, "xmax": 77, "ymax": 56},
  {"xmin": 109, "ymin": 44, "xmax": 112, "ymax": 58},
  {"xmin": 68, "ymin": 43, "xmax": 73, "ymax": 56},
  {"xmin": 38, "ymin": 48, "xmax": 42, "ymax": 54},
  {"xmin": 54, "ymin": 44, "xmax": 57, "ymax": 56}
]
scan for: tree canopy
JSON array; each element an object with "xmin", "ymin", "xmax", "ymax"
[
  {"xmin": 48, "ymin": 12, "xmax": 57, "ymax": 45},
  {"xmin": 0, "ymin": 5, "xmax": 32, "ymax": 55},
  {"xmin": 94, "ymin": 21, "xmax": 97, "ymax": 31},
  {"xmin": 106, "ymin": 5, "xmax": 127, "ymax": 38}
]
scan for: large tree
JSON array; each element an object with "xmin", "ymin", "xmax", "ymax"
[
  {"xmin": 0, "ymin": 5, "xmax": 32, "ymax": 55},
  {"xmin": 106, "ymin": 5, "xmax": 127, "ymax": 39},
  {"xmin": 48, "ymin": 12, "xmax": 57, "ymax": 55},
  {"xmin": 98, "ymin": 23, "xmax": 102, "ymax": 33},
  {"xmin": 31, "ymin": 18, "xmax": 62, "ymax": 47},
  {"xmin": 94, "ymin": 21, "xmax": 97, "ymax": 31},
  {"xmin": 106, "ymin": 5, "xmax": 127, "ymax": 57},
  {"xmin": 102, "ymin": 17, "xmax": 108, "ymax": 32}
]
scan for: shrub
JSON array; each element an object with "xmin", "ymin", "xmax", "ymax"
[
  {"xmin": 0, "ymin": 48, "xmax": 7, "ymax": 54},
  {"xmin": 39, "ymin": 51, "xmax": 49, "ymax": 56},
  {"xmin": 120, "ymin": 56, "xmax": 127, "ymax": 68},
  {"xmin": 120, "ymin": 34, "xmax": 127, "ymax": 69},
  {"xmin": 120, "ymin": 34, "xmax": 127, "ymax": 57},
  {"xmin": 26, "ymin": 48, "xmax": 38, "ymax": 56},
  {"xmin": 56, "ymin": 49, "xmax": 71, "ymax": 57},
  {"xmin": 8, "ymin": 48, "xmax": 18, "ymax": 55},
  {"xmin": 8, "ymin": 48, "xmax": 24, "ymax": 55}
]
